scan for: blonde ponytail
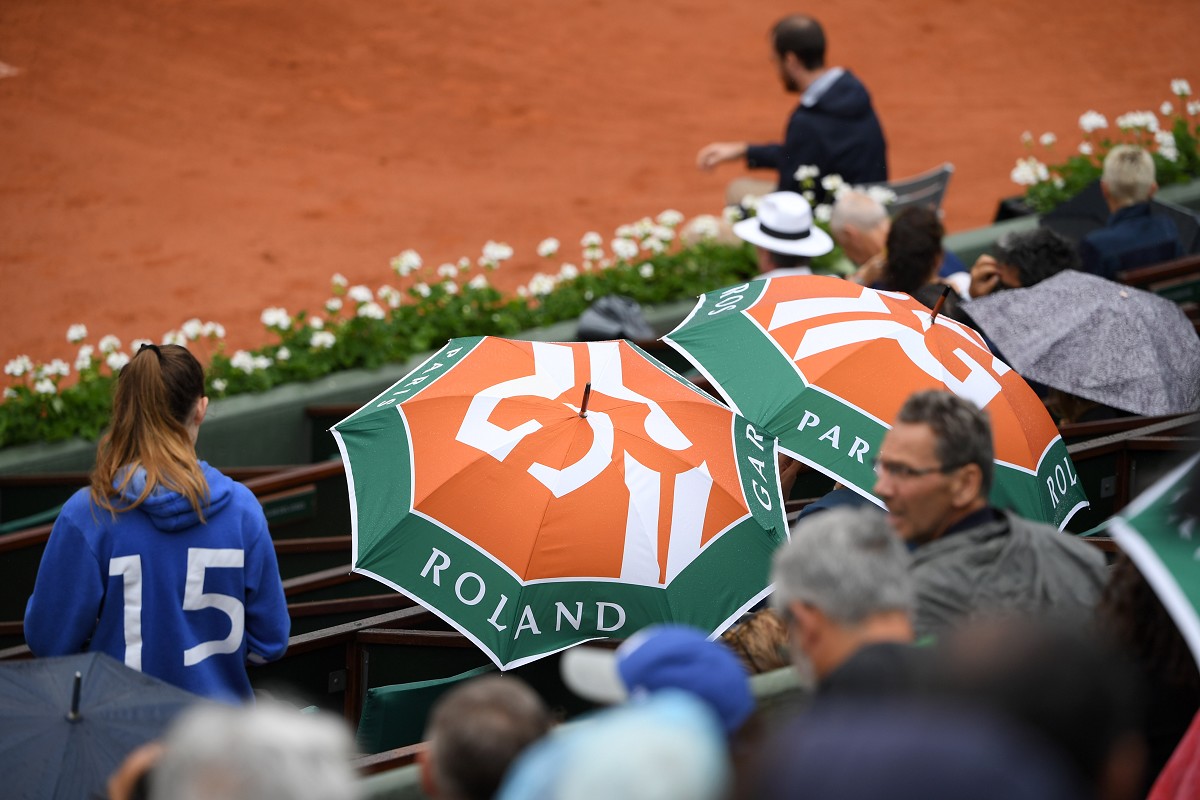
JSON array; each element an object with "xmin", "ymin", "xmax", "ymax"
[{"xmin": 91, "ymin": 344, "xmax": 210, "ymax": 521}]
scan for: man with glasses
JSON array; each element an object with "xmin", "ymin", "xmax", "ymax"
[{"xmin": 873, "ymin": 390, "xmax": 1106, "ymax": 640}]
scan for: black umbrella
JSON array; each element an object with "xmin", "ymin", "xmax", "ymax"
[
  {"xmin": 0, "ymin": 652, "xmax": 202, "ymax": 800},
  {"xmin": 1040, "ymin": 179, "xmax": 1200, "ymax": 253}
]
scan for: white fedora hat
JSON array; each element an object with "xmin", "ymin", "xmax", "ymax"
[{"xmin": 733, "ymin": 192, "xmax": 834, "ymax": 257}]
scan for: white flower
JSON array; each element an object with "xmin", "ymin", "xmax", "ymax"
[
  {"xmin": 1156, "ymin": 130, "xmax": 1179, "ymax": 162},
  {"xmin": 723, "ymin": 205, "xmax": 745, "ymax": 224},
  {"xmin": 684, "ymin": 215, "xmax": 721, "ymax": 240},
  {"xmin": 253, "ymin": 354, "xmax": 272, "ymax": 371},
  {"xmin": 4, "ymin": 355, "xmax": 33, "ymax": 376},
  {"xmin": 75, "ymin": 345, "xmax": 94, "ymax": 371},
  {"xmin": 413, "ymin": 282, "xmax": 431, "ymax": 298},
  {"xmin": 650, "ymin": 225, "xmax": 675, "ymax": 243},
  {"xmin": 66, "ymin": 324, "xmax": 87, "ymax": 343},
  {"xmin": 537, "ymin": 237, "xmax": 560, "ymax": 257},
  {"xmin": 308, "ymin": 316, "xmax": 324, "ymax": 330},
  {"xmin": 820, "ymin": 174, "xmax": 845, "ymax": 192},
  {"xmin": 814, "ymin": 203, "xmax": 833, "ymax": 224},
  {"xmin": 739, "ymin": 194, "xmax": 761, "ymax": 212},
  {"xmin": 641, "ymin": 237, "xmax": 667, "ymax": 254},
  {"xmin": 611, "ymin": 238, "xmax": 639, "ymax": 262},
  {"xmin": 468, "ymin": 274, "xmax": 490, "ymax": 290},
  {"xmin": 260, "ymin": 307, "xmax": 291, "ymax": 331},
  {"xmin": 517, "ymin": 286, "xmax": 529, "ymax": 298},
  {"xmin": 276, "ymin": 346, "xmax": 291, "ymax": 362},
  {"xmin": 181, "ymin": 318, "xmax": 203, "ymax": 340},
  {"xmin": 201, "ymin": 321, "xmax": 225, "ymax": 339},
  {"xmin": 1039, "ymin": 132, "xmax": 1056, "ymax": 146},
  {"xmin": 458, "ymin": 257, "xmax": 471, "ymax": 270},
  {"xmin": 1020, "ymin": 131, "xmax": 1033, "ymax": 144},
  {"xmin": 632, "ymin": 217, "xmax": 655, "ymax": 238},
  {"xmin": 1189, "ymin": 101, "xmax": 1200, "ymax": 116},
  {"xmin": 211, "ymin": 378, "xmax": 228, "ymax": 393},
  {"xmin": 802, "ymin": 190, "xmax": 815, "ymax": 203},
  {"xmin": 657, "ymin": 209, "xmax": 684, "ymax": 227},
  {"xmin": 310, "ymin": 331, "xmax": 336, "ymax": 349},
  {"xmin": 44, "ymin": 358, "xmax": 70, "ymax": 377},
  {"xmin": 325, "ymin": 297, "xmax": 343, "ymax": 313},
  {"xmin": 1116, "ymin": 110, "xmax": 1159, "ymax": 132},
  {"xmin": 443, "ymin": 281, "xmax": 459, "ymax": 295},
  {"xmin": 527, "ymin": 273, "xmax": 557, "ymax": 296},
  {"xmin": 377, "ymin": 285, "xmax": 402, "ymax": 308},
  {"xmin": 482, "ymin": 241, "xmax": 513, "ymax": 263},
  {"xmin": 638, "ymin": 263, "xmax": 655, "ymax": 279},
  {"xmin": 348, "ymin": 285, "xmax": 373, "ymax": 304},
  {"xmin": 794, "ymin": 164, "xmax": 820, "ymax": 181},
  {"xmin": 230, "ymin": 350, "xmax": 256, "ymax": 374},
  {"xmin": 865, "ymin": 185, "xmax": 897, "ymax": 206},
  {"xmin": 581, "ymin": 231, "xmax": 603, "ymax": 248},
  {"xmin": 1009, "ymin": 156, "xmax": 1049, "ymax": 186},
  {"xmin": 1172, "ymin": 79, "xmax": 1192, "ymax": 97},
  {"xmin": 106, "ymin": 352, "xmax": 130, "ymax": 372},
  {"xmin": 3, "ymin": 387, "xmax": 17, "ymax": 399},
  {"xmin": 98, "ymin": 335, "xmax": 121, "ymax": 354},
  {"xmin": 1079, "ymin": 142, "xmax": 1094, "ymax": 156},
  {"xmin": 434, "ymin": 263, "xmax": 456, "ymax": 279},
  {"xmin": 583, "ymin": 245, "xmax": 604, "ymax": 262},
  {"xmin": 331, "ymin": 273, "xmax": 348, "ymax": 289},
  {"xmin": 558, "ymin": 263, "xmax": 579, "ymax": 281},
  {"xmin": 1162, "ymin": 101, "xmax": 1175, "ymax": 117},
  {"xmin": 357, "ymin": 301, "xmax": 386, "ymax": 320},
  {"xmin": 34, "ymin": 378, "xmax": 56, "ymax": 395},
  {"xmin": 390, "ymin": 249, "xmax": 422, "ymax": 277},
  {"xmin": 162, "ymin": 330, "xmax": 187, "ymax": 347},
  {"xmin": 615, "ymin": 224, "xmax": 637, "ymax": 239},
  {"xmin": 1078, "ymin": 111, "xmax": 1108, "ymax": 133},
  {"xmin": 130, "ymin": 338, "xmax": 153, "ymax": 354}
]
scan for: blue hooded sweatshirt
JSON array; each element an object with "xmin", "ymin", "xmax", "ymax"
[{"xmin": 25, "ymin": 462, "xmax": 290, "ymax": 703}]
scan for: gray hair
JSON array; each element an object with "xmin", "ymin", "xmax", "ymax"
[
  {"xmin": 1102, "ymin": 145, "xmax": 1156, "ymax": 207},
  {"xmin": 829, "ymin": 189, "xmax": 889, "ymax": 237},
  {"xmin": 771, "ymin": 507, "xmax": 914, "ymax": 624},
  {"xmin": 896, "ymin": 390, "xmax": 994, "ymax": 495},
  {"xmin": 150, "ymin": 702, "xmax": 359, "ymax": 800}
]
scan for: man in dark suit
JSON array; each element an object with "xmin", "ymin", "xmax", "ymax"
[
  {"xmin": 1079, "ymin": 145, "xmax": 1183, "ymax": 278},
  {"xmin": 697, "ymin": 15, "xmax": 888, "ymax": 200}
]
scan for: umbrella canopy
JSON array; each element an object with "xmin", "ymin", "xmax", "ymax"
[
  {"xmin": 1109, "ymin": 452, "xmax": 1200, "ymax": 669},
  {"xmin": 0, "ymin": 651, "xmax": 202, "ymax": 800},
  {"xmin": 662, "ymin": 275, "xmax": 1087, "ymax": 529},
  {"xmin": 330, "ymin": 337, "xmax": 790, "ymax": 669},
  {"xmin": 965, "ymin": 270, "xmax": 1200, "ymax": 417}
]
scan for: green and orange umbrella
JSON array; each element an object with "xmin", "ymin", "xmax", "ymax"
[
  {"xmin": 662, "ymin": 275, "xmax": 1088, "ymax": 529},
  {"xmin": 330, "ymin": 337, "xmax": 789, "ymax": 669}
]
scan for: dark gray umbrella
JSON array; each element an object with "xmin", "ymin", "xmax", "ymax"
[
  {"xmin": 964, "ymin": 270, "xmax": 1200, "ymax": 416},
  {"xmin": 0, "ymin": 652, "xmax": 202, "ymax": 800}
]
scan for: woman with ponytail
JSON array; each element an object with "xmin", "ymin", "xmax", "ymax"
[{"xmin": 25, "ymin": 344, "xmax": 289, "ymax": 702}]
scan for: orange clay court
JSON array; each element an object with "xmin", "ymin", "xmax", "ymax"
[{"xmin": 0, "ymin": 0, "xmax": 1196, "ymax": 367}]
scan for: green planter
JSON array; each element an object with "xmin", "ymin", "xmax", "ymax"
[{"xmin": 3, "ymin": 176, "xmax": 1198, "ymax": 475}]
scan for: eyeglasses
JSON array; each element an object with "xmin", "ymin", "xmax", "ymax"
[{"xmin": 872, "ymin": 458, "xmax": 963, "ymax": 480}]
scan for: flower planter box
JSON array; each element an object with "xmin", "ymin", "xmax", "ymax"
[{"xmin": 3, "ymin": 177, "xmax": 1198, "ymax": 476}]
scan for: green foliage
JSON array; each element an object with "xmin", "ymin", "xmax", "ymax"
[
  {"xmin": 1, "ymin": 231, "xmax": 759, "ymax": 449},
  {"xmin": 1015, "ymin": 82, "xmax": 1200, "ymax": 213}
]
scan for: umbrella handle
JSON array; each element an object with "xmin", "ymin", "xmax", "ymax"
[
  {"xmin": 579, "ymin": 382, "xmax": 592, "ymax": 418},
  {"xmin": 929, "ymin": 285, "xmax": 952, "ymax": 325},
  {"xmin": 67, "ymin": 671, "xmax": 82, "ymax": 722}
]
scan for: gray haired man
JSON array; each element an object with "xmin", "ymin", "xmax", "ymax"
[
  {"xmin": 873, "ymin": 390, "xmax": 1106, "ymax": 640},
  {"xmin": 771, "ymin": 507, "xmax": 925, "ymax": 698}
]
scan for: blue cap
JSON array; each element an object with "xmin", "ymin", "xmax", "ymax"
[{"xmin": 560, "ymin": 624, "xmax": 754, "ymax": 734}]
